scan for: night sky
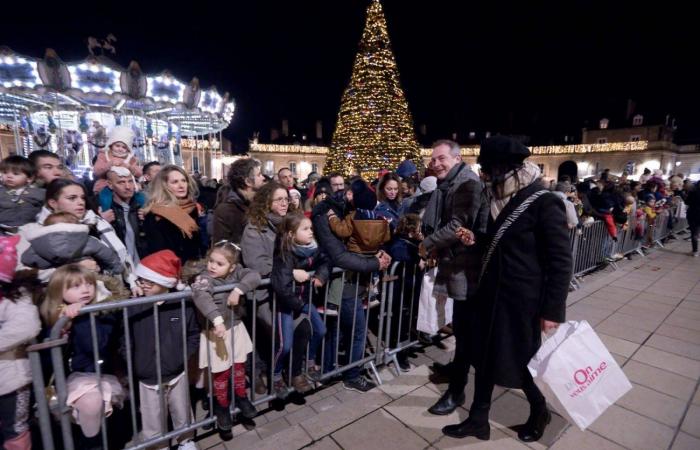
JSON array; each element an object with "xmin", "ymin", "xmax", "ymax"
[{"xmin": 1, "ymin": 1, "xmax": 698, "ymax": 151}]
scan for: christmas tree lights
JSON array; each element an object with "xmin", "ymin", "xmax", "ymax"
[{"xmin": 325, "ymin": 0, "xmax": 420, "ymax": 179}]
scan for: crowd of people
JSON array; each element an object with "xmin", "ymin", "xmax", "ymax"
[{"xmin": 0, "ymin": 126, "xmax": 699, "ymax": 449}]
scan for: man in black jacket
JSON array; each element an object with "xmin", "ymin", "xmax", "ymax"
[
  {"xmin": 311, "ymin": 179, "xmax": 391, "ymax": 392},
  {"xmin": 420, "ymin": 140, "xmax": 489, "ymax": 416},
  {"xmin": 105, "ymin": 167, "xmax": 147, "ymax": 263}
]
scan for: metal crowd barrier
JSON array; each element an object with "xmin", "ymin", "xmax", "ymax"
[{"xmin": 28, "ymin": 268, "xmax": 391, "ymax": 450}]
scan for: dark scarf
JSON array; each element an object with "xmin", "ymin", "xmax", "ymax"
[
  {"xmin": 423, "ymin": 162, "xmax": 465, "ymax": 235},
  {"xmin": 266, "ymin": 212, "xmax": 284, "ymax": 231},
  {"xmin": 292, "ymin": 239, "xmax": 318, "ymax": 259}
]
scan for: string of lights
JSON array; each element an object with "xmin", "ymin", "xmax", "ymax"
[{"xmin": 324, "ymin": 0, "xmax": 420, "ymax": 178}]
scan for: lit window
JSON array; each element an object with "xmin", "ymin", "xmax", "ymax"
[
  {"xmin": 289, "ymin": 162, "xmax": 297, "ymax": 175},
  {"xmin": 597, "ymin": 138, "xmax": 608, "ymax": 144},
  {"xmin": 630, "ymin": 135, "xmax": 641, "ymax": 142}
]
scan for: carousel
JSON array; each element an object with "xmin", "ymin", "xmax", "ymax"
[{"xmin": 0, "ymin": 43, "xmax": 235, "ymax": 179}]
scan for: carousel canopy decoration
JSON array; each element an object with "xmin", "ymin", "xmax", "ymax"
[{"xmin": 0, "ymin": 46, "xmax": 235, "ymax": 136}]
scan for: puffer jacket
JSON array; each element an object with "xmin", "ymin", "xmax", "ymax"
[
  {"xmin": 329, "ymin": 211, "xmax": 391, "ymax": 254},
  {"xmin": 0, "ymin": 185, "xmax": 45, "ymax": 227},
  {"xmin": 0, "ymin": 296, "xmax": 41, "ymax": 395},
  {"xmin": 192, "ymin": 266, "xmax": 262, "ymax": 329},
  {"xmin": 21, "ymin": 222, "xmax": 123, "ymax": 274}
]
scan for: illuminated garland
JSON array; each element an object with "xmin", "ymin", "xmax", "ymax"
[{"xmin": 324, "ymin": 0, "xmax": 420, "ymax": 178}]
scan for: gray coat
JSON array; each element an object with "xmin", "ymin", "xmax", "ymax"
[
  {"xmin": 422, "ymin": 162, "xmax": 489, "ymax": 301},
  {"xmin": 0, "ymin": 186, "xmax": 45, "ymax": 227},
  {"xmin": 192, "ymin": 267, "xmax": 262, "ymax": 329},
  {"xmin": 21, "ymin": 223, "xmax": 124, "ymax": 274}
]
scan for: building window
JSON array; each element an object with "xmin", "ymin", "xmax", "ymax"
[
  {"xmin": 633, "ymin": 114, "xmax": 644, "ymax": 126},
  {"xmin": 537, "ymin": 163, "xmax": 545, "ymax": 175},
  {"xmin": 630, "ymin": 135, "xmax": 641, "ymax": 142},
  {"xmin": 289, "ymin": 162, "xmax": 297, "ymax": 176},
  {"xmin": 311, "ymin": 163, "xmax": 318, "ymax": 174},
  {"xmin": 597, "ymin": 138, "xmax": 608, "ymax": 144},
  {"xmin": 265, "ymin": 160, "xmax": 274, "ymax": 175},
  {"xmin": 192, "ymin": 156, "xmax": 200, "ymax": 173},
  {"xmin": 599, "ymin": 118, "xmax": 609, "ymax": 129}
]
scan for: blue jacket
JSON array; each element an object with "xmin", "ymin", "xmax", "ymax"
[{"xmin": 375, "ymin": 200, "xmax": 402, "ymax": 231}]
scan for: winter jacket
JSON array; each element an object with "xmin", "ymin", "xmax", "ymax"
[
  {"xmin": 388, "ymin": 236, "xmax": 421, "ymax": 264},
  {"xmin": 128, "ymin": 299, "xmax": 199, "ymax": 385},
  {"xmin": 143, "ymin": 208, "xmax": 201, "ymax": 263},
  {"xmin": 685, "ymin": 185, "xmax": 700, "ymax": 225},
  {"xmin": 192, "ymin": 267, "xmax": 261, "ymax": 329},
  {"xmin": 329, "ymin": 211, "xmax": 391, "ymax": 254},
  {"xmin": 0, "ymin": 185, "xmax": 45, "ymax": 227},
  {"xmin": 375, "ymin": 200, "xmax": 402, "ymax": 231},
  {"xmin": 473, "ymin": 183, "xmax": 572, "ymax": 389},
  {"xmin": 212, "ymin": 188, "xmax": 250, "ymax": 244},
  {"xmin": 0, "ymin": 296, "xmax": 41, "ymax": 395},
  {"xmin": 422, "ymin": 163, "xmax": 489, "ymax": 301},
  {"xmin": 240, "ymin": 221, "xmax": 278, "ymax": 278},
  {"xmin": 271, "ymin": 244, "xmax": 331, "ymax": 314},
  {"xmin": 21, "ymin": 223, "xmax": 123, "ymax": 274},
  {"xmin": 98, "ymin": 188, "xmax": 146, "ymax": 214},
  {"xmin": 69, "ymin": 312, "xmax": 118, "ymax": 374},
  {"xmin": 109, "ymin": 195, "xmax": 147, "ymax": 259}
]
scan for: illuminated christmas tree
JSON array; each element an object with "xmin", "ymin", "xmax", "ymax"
[{"xmin": 325, "ymin": 0, "xmax": 420, "ymax": 178}]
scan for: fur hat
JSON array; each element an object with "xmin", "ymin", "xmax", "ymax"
[
  {"xmin": 105, "ymin": 126, "xmax": 134, "ymax": 155},
  {"xmin": 134, "ymin": 250, "xmax": 185, "ymax": 290},
  {"xmin": 351, "ymin": 179, "xmax": 377, "ymax": 210}
]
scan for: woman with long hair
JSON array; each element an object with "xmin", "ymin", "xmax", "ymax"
[
  {"xmin": 142, "ymin": 165, "xmax": 201, "ymax": 263},
  {"xmin": 375, "ymin": 172, "xmax": 403, "ymax": 231}
]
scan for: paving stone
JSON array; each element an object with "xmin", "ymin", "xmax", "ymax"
[
  {"xmin": 330, "ymin": 409, "xmax": 429, "ymax": 449},
  {"xmin": 656, "ymin": 323, "xmax": 700, "ymax": 345},
  {"xmin": 665, "ymin": 315, "xmax": 700, "ymax": 332},
  {"xmin": 433, "ymin": 427, "xmax": 529, "ymax": 449},
  {"xmin": 378, "ymin": 364, "xmax": 432, "ymax": 399},
  {"xmin": 310, "ymin": 395, "xmax": 342, "ymax": 414},
  {"xmin": 306, "ymin": 436, "xmax": 343, "ymax": 449},
  {"xmin": 646, "ymin": 334, "xmax": 700, "ymax": 360},
  {"xmin": 588, "ymin": 404, "xmax": 675, "ymax": 450},
  {"xmin": 595, "ymin": 320, "xmax": 652, "ymax": 344},
  {"xmin": 299, "ymin": 390, "xmax": 393, "ymax": 440},
  {"xmin": 617, "ymin": 383, "xmax": 688, "ymax": 427},
  {"xmin": 487, "ymin": 392, "xmax": 568, "ymax": 447},
  {"xmin": 285, "ymin": 405, "xmax": 318, "ymax": 426},
  {"xmin": 549, "ymin": 426, "xmax": 626, "ymax": 450},
  {"xmin": 632, "ymin": 346, "xmax": 700, "ymax": 379},
  {"xmin": 672, "ymin": 432, "xmax": 700, "ymax": 450},
  {"xmin": 255, "ymin": 417, "xmax": 291, "ymax": 440},
  {"xmin": 598, "ymin": 333, "xmax": 640, "ymax": 358},
  {"xmin": 623, "ymin": 360, "xmax": 697, "ymax": 401},
  {"xmin": 223, "ymin": 429, "xmax": 262, "ymax": 450},
  {"xmin": 681, "ymin": 404, "xmax": 700, "ymax": 438},
  {"xmin": 250, "ymin": 424, "xmax": 312, "ymax": 450}
]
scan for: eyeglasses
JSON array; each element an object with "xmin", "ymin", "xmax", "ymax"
[{"xmin": 272, "ymin": 197, "xmax": 290, "ymax": 204}]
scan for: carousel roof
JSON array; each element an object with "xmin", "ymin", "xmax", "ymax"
[{"xmin": 0, "ymin": 47, "xmax": 235, "ymax": 135}]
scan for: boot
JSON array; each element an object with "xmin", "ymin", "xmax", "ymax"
[
  {"xmin": 442, "ymin": 406, "xmax": 490, "ymax": 440},
  {"xmin": 235, "ymin": 395, "xmax": 257, "ymax": 419},
  {"xmin": 292, "ymin": 374, "xmax": 313, "ymax": 394},
  {"xmin": 214, "ymin": 403, "xmax": 233, "ymax": 441},
  {"xmin": 517, "ymin": 406, "xmax": 551, "ymax": 442},
  {"xmin": 428, "ymin": 390, "xmax": 465, "ymax": 416}
]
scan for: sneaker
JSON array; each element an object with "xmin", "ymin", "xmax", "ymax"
[
  {"xmin": 292, "ymin": 375, "xmax": 313, "ymax": 394},
  {"xmin": 235, "ymin": 395, "xmax": 257, "ymax": 419},
  {"xmin": 178, "ymin": 441, "xmax": 198, "ymax": 450},
  {"xmin": 273, "ymin": 377, "xmax": 288, "ymax": 399},
  {"xmin": 317, "ymin": 305, "xmax": 338, "ymax": 317},
  {"xmin": 306, "ymin": 365, "xmax": 322, "ymax": 382},
  {"xmin": 343, "ymin": 376, "xmax": 376, "ymax": 393}
]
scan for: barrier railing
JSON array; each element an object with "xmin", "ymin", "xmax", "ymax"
[
  {"xmin": 29, "ymin": 268, "xmax": 389, "ymax": 450},
  {"xmin": 26, "ymin": 205, "xmax": 691, "ymax": 449}
]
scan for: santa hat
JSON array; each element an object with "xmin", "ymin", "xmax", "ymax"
[
  {"xmin": 105, "ymin": 126, "xmax": 134, "ymax": 154},
  {"xmin": 134, "ymin": 250, "xmax": 185, "ymax": 290},
  {"xmin": 0, "ymin": 235, "xmax": 20, "ymax": 283}
]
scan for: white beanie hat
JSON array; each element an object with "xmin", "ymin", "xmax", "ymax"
[
  {"xmin": 134, "ymin": 250, "xmax": 185, "ymax": 290},
  {"xmin": 108, "ymin": 166, "xmax": 132, "ymax": 177},
  {"xmin": 105, "ymin": 126, "xmax": 134, "ymax": 153},
  {"xmin": 418, "ymin": 176, "xmax": 437, "ymax": 194}
]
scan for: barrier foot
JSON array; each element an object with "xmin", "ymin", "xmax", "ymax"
[{"xmin": 368, "ymin": 361, "xmax": 383, "ymax": 385}]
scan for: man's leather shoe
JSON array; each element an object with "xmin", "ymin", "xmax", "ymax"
[
  {"xmin": 517, "ymin": 408, "xmax": 551, "ymax": 442},
  {"xmin": 442, "ymin": 418, "xmax": 490, "ymax": 440},
  {"xmin": 428, "ymin": 390, "xmax": 465, "ymax": 415}
]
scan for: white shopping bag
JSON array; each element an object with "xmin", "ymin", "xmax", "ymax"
[
  {"xmin": 416, "ymin": 267, "xmax": 453, "ymax": 335},
  {"xmin": 528, "ymin": 320, "xmax": 632, "ymax": 430}
]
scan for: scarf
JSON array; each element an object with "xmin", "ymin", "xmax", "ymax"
[
  {"xmin": 267, "ymin": 212, "xmax": 284, "ymax": 231},
  {"xmin": 150, "ymin": 199, "xmax": 199, "ymax": 238},
  {"xmin": 422, "ymin": 162, "xmax": 465, "ymax": 235},
  {"xmin": 490, "ymin": 161, "xmax": 541, "ymax": 220},
  {"xmin": 292, "ymin": 239, "xmax": 318, "ymax": 259}
]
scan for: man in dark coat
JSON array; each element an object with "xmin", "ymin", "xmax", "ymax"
[
  {"xmin": 442, "ymin": 136, "xmax": 572, "ymax": 442},
  {"xmin": 684, "ymin": 180, "xmax": 700, "ymax": 256},
  {"xmin": 420, "ymin": 139, "xmax": 489, "ymax": 416},
  {"xmin": 212, "ymin": 158, "xmax": 265, "ymax": 244},
  {"xmin": 311, "ymin": 182, "xmax": 392, "ymax": 392}
]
